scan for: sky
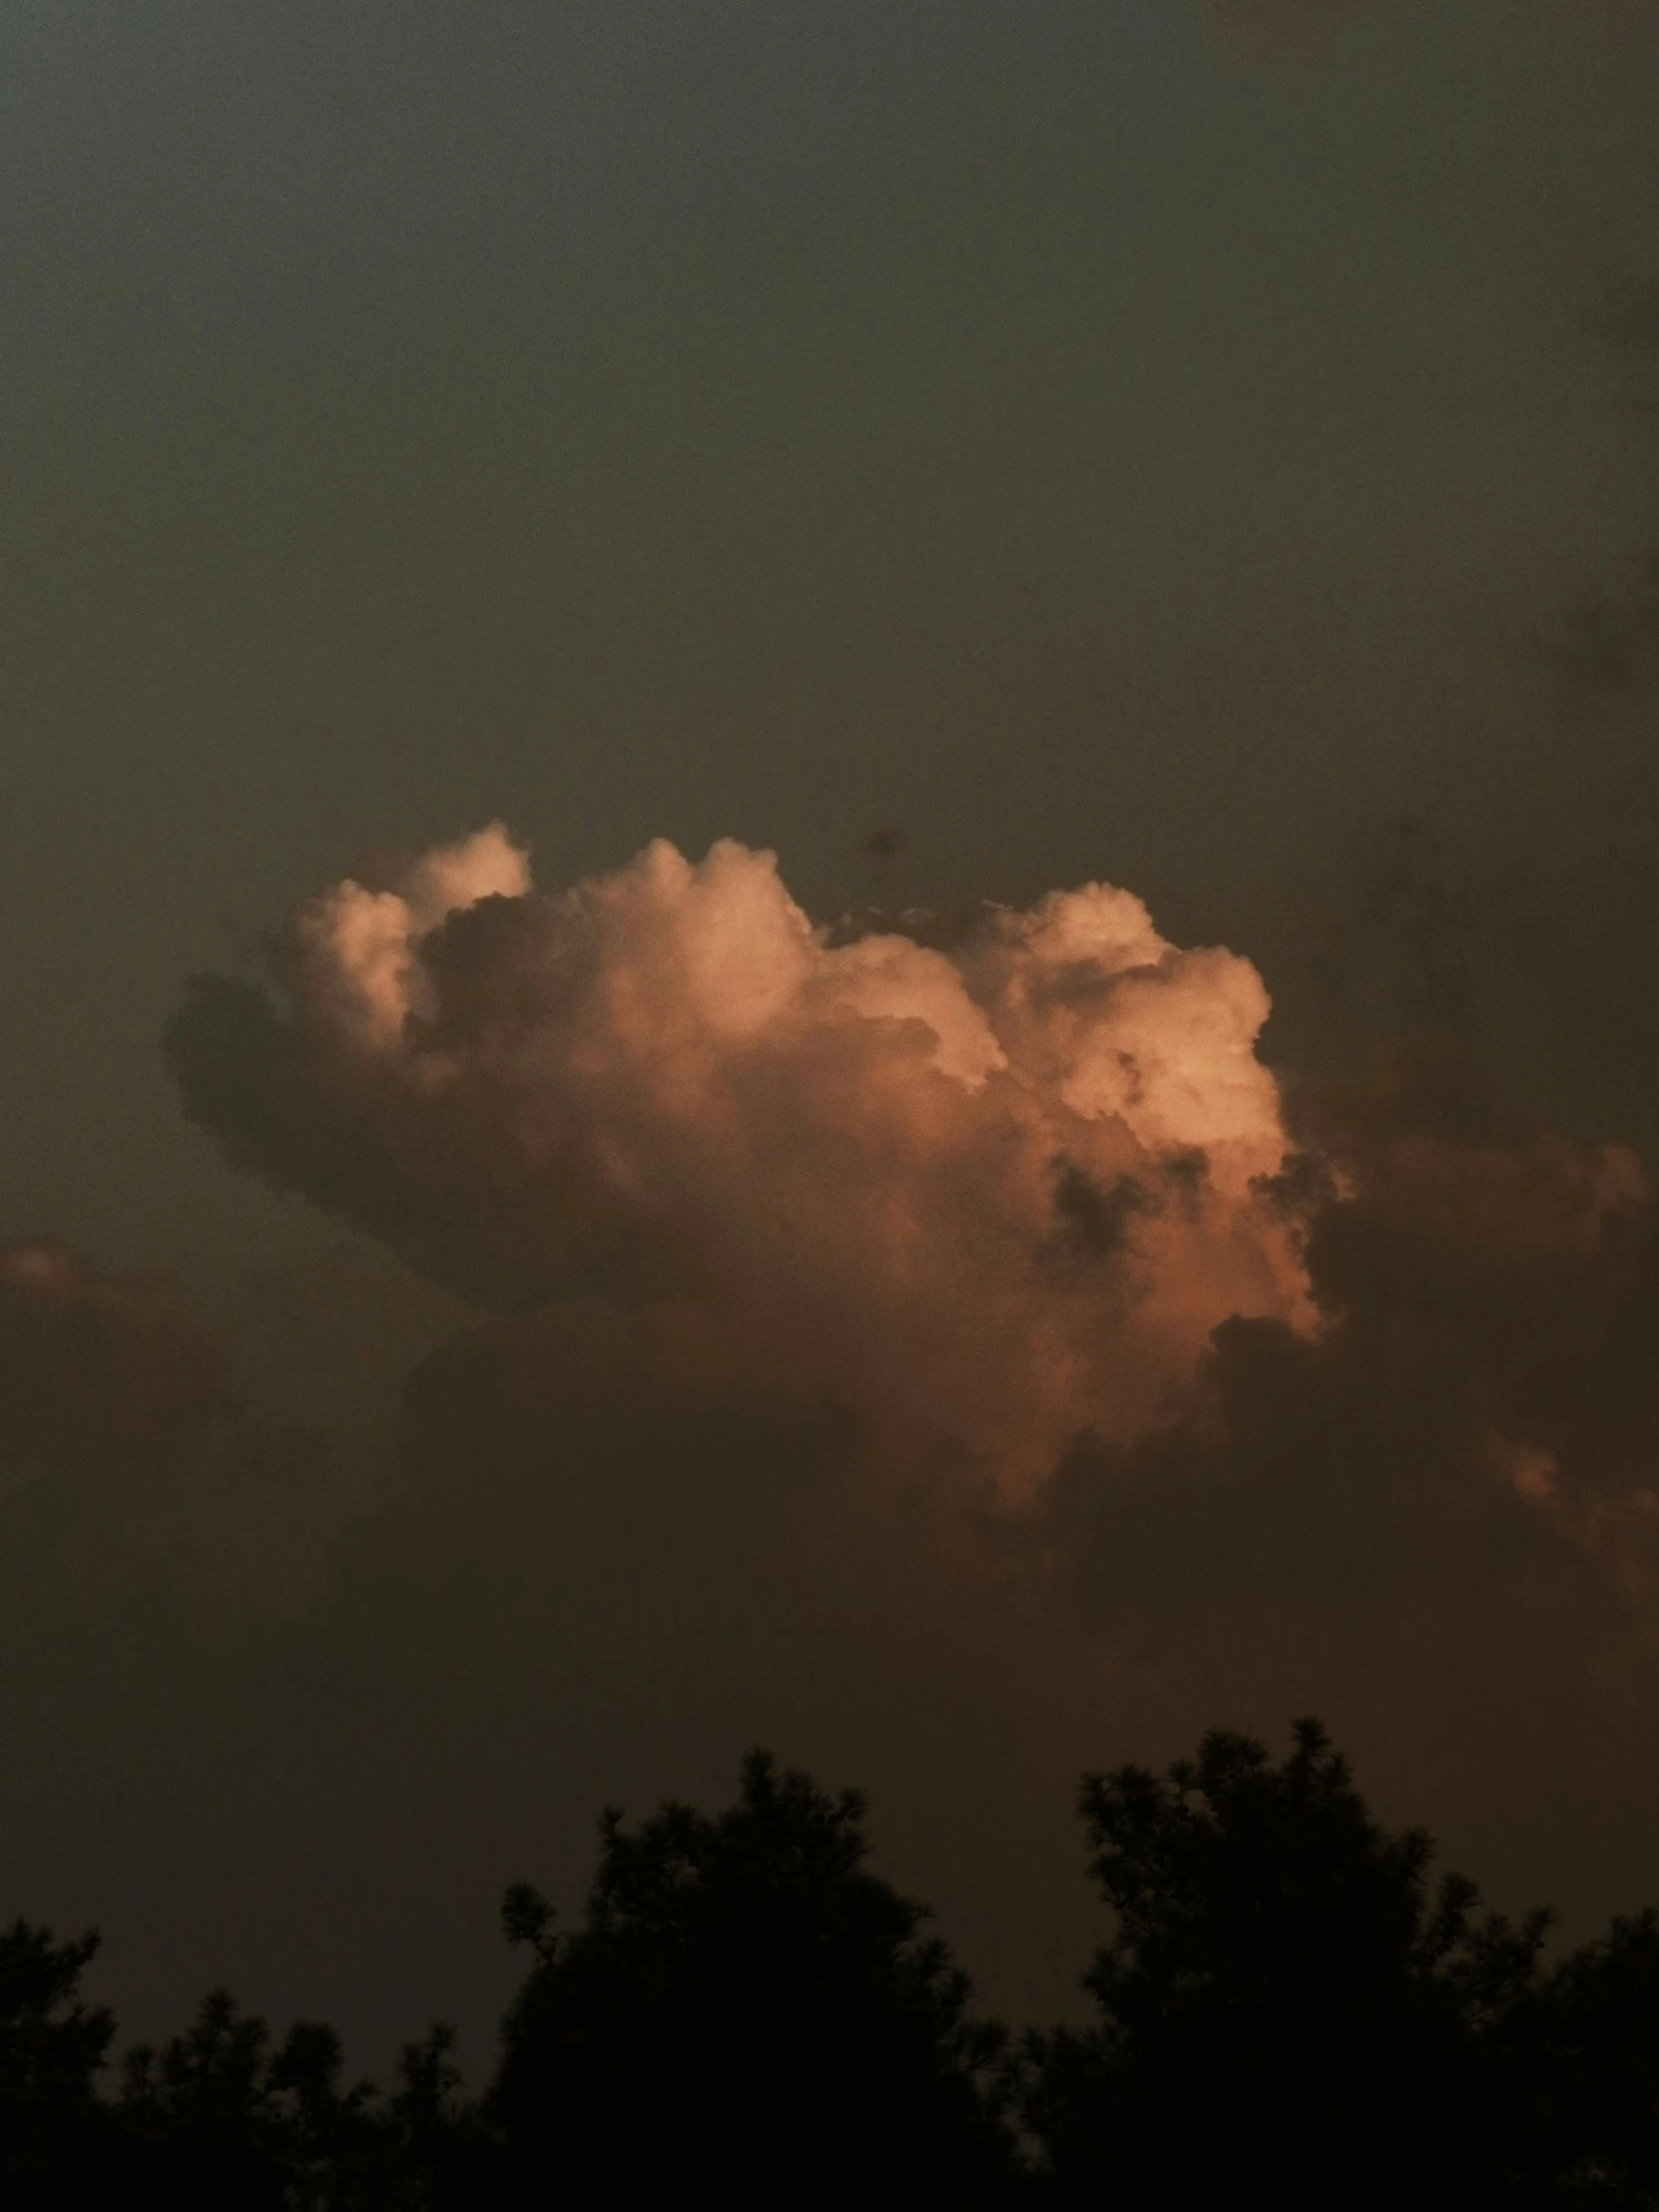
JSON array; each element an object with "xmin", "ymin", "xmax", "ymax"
[{"xmin": 4, "ymin": 0, "xmax": 1659, "ymax": 2067}]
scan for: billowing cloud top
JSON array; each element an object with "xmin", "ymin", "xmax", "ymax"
[{"xmin": 166, "ymin": 828, "xmax": 1307, "ymax": 1485}]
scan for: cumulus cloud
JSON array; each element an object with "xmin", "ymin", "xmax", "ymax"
[
  {"xmin": 165, "ymin": 828, "xmax": 1307, "ymax": 1486},
  {"xmin": 1041, "ymin": 1038, "xmax": 1659, "ymax": 1823},
  {"xmin": 268, "ymin": 1031, "xmax": 1659, "ymax": 2050},
  {"xmin": 0, "ymin": 829, "xmax": 1631, "ymax": 2057}
]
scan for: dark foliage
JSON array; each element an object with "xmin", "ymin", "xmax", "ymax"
[
  {"xmin": 0, "ymin": 1920, "xmax": 117, "ymax": 2194},
  {"xmin": 116, "ymin": 1997, "xmax": 488, "ymax": 2211},
  {"xmin": 1511, "ymin": 1910, "xmax": 1659, "ymax": 2207},
  {"xmin": 489, "ymin": 1748, "xmax": 1016, "ymax": 2193},
  {"xmin": 4, "ymin": 1725, "xmax": 1659, "ymax": 2204},
  {"xmin": 1018, "ymin": 1718, "xmax": 1659, "ymax": 2208}
]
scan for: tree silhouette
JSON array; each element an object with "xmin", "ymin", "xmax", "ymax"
[
  {"xmin": 1023, "ymin": 1719, "xmax": 1552, "ymax": 2207},
  {"xmin": 1513, "ymin": 1909, "xmax": 1659, "ymax": 2206},
  {"xmin": 117, "ymin": 1991, "xmax": 483, "ymax": 2209},
  {"xmin": 487, "ymin": 1748, "xmax": 1017, "ymax": 2192},
  {"xmin": 7, "ymin": 1724, "xmax": 1659, "ymax": 2203},
  {"xmin": 0, "ymin": 1920, "xmax": 116, "ymax": 2197},
  {"xmin": 121, "ymin": 1990, "xmax": 353, "ymax": 2208}
]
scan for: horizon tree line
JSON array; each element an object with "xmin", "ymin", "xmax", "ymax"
[{"xmin": 4, "ymin": 1720, "xmax": 1658, "ymax": 2205}]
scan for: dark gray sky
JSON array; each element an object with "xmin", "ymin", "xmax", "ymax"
[
  {"xmin": 5, "ymin": 0, "xmax": 1659, "ymax": 2071},
  {"xmin": 6, "ymin": 0, "xmax": 1659, "ymax": 1281}
]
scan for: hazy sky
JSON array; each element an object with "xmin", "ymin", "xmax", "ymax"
[{"xmin": 4, "ymin": 0, "xmax": 1659, "ymax": 2069}]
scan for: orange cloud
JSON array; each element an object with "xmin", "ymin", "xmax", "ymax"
[{"xmin": 168, "ymin": 829, "xmax": 1309, "ymax": 1491}]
